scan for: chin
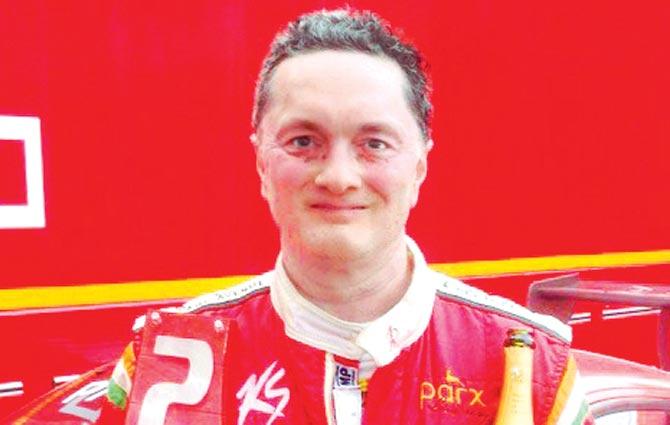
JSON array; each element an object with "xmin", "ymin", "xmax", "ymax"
[{"xmin": 298, "ymin": 227, "xmax": 374, "ymax": 261}]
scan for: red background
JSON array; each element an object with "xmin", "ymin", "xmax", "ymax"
[
  {"xmin": 1, "ymin": 0, "xmax": 669, "ymax": 414},
  {"xmin": 1, "ymin": 0, "xmax": 668, "ymax": 287}
]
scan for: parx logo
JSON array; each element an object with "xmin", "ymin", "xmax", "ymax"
[
  {"xmin": 420, "ymin": 368, "xmax": 485, "ymax": 411},
  {"xmin": 236, "ymin": 361, "xmax": 290, "ymax": 425}
]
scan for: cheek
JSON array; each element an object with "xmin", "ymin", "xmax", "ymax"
[
  {"xmin": 365, "ymin": 160, "xmax": 418, "ymax": 204},
  {"xmin": 266, "ymin": 154, "xmax": 312, "ymax": 200}
]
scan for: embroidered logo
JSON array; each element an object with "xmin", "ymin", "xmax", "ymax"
[
  {"xmin": 236, "ymin": 361, "xmax": 290, "ymax": 425},
  {"xmin": 334, "ymin": 363, "xmax": 358, "ymax": 388},
  {"xmin": 419, "ymin": 368, "xmax": 485, "ymax": 411}
]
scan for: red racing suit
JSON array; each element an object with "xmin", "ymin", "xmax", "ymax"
[{"xmin": 101, "ymin": 237, "xmax": 592, "ymax": 424}]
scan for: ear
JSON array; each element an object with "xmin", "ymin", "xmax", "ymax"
[
  {"xmin": 250, "ymin": 133, "xmax": 259, "ymax": 147},
  {"xmin": 411, "ymin": 140, "xmax": 432, "ymax": 207},
  {"xmin": 252, "ymin": 133, "xmax": 269, "ymax": 200}
]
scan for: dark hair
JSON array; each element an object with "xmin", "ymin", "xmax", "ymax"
[{"xmin": 252, "ymin": 8, "xmax": 432, "ymax": 141}]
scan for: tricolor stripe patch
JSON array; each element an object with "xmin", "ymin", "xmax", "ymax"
[
  {"xmin": 546, "ymin": 355, "xmax": 590, "ymax": 425},
  {"xmin": 107, "ymin": 342, "xmax": 136, "ymax": 409}
]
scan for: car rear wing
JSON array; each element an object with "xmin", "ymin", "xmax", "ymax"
[{"xmin": 527, "ymin": 274, "xmax": 670, "ymax": 371}]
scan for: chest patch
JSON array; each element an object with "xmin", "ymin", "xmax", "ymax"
[
  {"xmin": 419, "ymin": 368, "xmax": 487, "ymax": 414},
  {"xmin": 236, "ymin": 361, "xmax": 290, "ymax": 425},
  {"xmin": 334, "ymin": 363, "xmax": 359, "ymax": 388}
]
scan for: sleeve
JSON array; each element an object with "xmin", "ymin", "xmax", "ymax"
[{"xmin": 545, "ymin": 353, "xmax": 595, "ymax": 425}]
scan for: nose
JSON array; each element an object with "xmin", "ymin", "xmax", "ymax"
[{"xmin": 313, "ymin": 143, "xmax": 362, "ymax": 194}]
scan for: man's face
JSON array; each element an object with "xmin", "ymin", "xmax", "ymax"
[{"xmin": 255, "ymin": 50, "xmax": 429, "ymax": 260}]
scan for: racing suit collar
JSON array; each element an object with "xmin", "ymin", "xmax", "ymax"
[{"xmin": 270, "ymin": 235, "xmax": 437, "ymax": 368}]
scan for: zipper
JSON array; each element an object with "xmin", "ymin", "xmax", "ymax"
[
  {"xmin": 324, "ymin": 352, "xmax": 336, "ymax": 425},
  {"xmin": 324, "ymin": 353, "xmax": 366, "ymax": 425}
]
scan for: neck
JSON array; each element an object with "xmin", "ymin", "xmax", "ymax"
[{"xmin": 281, "ymin": 237, "xmax": 412, "ymax": 322}]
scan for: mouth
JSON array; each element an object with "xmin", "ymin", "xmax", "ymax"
[
  {"xmin": 309, "ymin": 203, "xmax": 367, "ymax": 211},
  {"xmin": 308, "ymin": 203, "xmax": 368, "ymax": 222}
]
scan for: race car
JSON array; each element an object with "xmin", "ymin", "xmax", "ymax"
[{"xmin": 529, "ymin": 274, "xmax": 670, "ymax": 424}]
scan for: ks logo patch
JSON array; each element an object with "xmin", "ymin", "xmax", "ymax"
[{"xmin": 236, "ymin": 361, "xmax": 290, "ymax": 425}]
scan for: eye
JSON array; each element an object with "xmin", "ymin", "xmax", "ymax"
[
  {"xmin": 365, "ymin": 139, "xmax": 390, "ymax": 151},
  {"xmin": 289, "ymin": 136, "xmax": 314, "ymax": 149}
]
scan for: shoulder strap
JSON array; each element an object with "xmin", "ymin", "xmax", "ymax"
[{"xmin": 435, "ymin": 273, "xmax": 572, "ymax": 343}]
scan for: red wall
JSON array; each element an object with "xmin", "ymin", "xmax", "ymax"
[
  {"xmin": 1, "ymin": 0, "xmax": 668, "ymax": 287},
  {"xmin": 1, "ymin": 0, "xmax": 669, "ymax": 413}
]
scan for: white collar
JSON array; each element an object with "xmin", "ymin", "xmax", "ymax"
[{"xmin": 270, "ymin": 236, "xmax": 437, "ymax": 367}]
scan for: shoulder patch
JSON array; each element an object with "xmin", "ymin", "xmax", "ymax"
[
  {"xmin": 132, "ymin": 273, "xmax": 271, "ymax": 333},
  {"xmin": 181, "ymin": 273, "xmax": 271, "ymax": 313},
  {"xmin": 434, "ymin": 272, "xmax": 572, "ymax": 343}
]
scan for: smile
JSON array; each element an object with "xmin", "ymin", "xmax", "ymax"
[{"xmin": 309, "ymin": 203, "xmax": 367, "ymax": 211}]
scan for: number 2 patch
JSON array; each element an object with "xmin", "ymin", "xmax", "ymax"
[{"xmin": 125, "ymin": 310, "xmax": 230, "ymax": 425}]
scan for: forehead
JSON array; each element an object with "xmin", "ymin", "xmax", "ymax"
[{"xmin": 260, "ymin": 50, "xmax": 420, "ymax": 139}]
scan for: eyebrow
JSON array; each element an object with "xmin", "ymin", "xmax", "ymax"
[
  {"xmin": 357, "ymin": 122, "xmax": 404, "ymax": 142},
  {"xmin": 275, "ymin": 119, "xmax": 327, "ymax": 140},
  {"xmin": 275, "ymin": 119, "xmax": 404, "ymax": 141}
]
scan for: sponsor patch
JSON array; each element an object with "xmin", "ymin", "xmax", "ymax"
[
  {"xmin": 237, "ymin": 361, "xmax": 290, "ymax": 425},
  {"xmin": 334, "ymin": 363, "xmax": 359, "ymax": 389},
  {"xmin": 419, "ymin": 368, "xmax": 486, "ymax": 414}
]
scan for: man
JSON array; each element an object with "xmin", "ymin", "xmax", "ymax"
[{"xmin": 104, "ymin": 8, "xmax": 592, "ymax": 424}]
